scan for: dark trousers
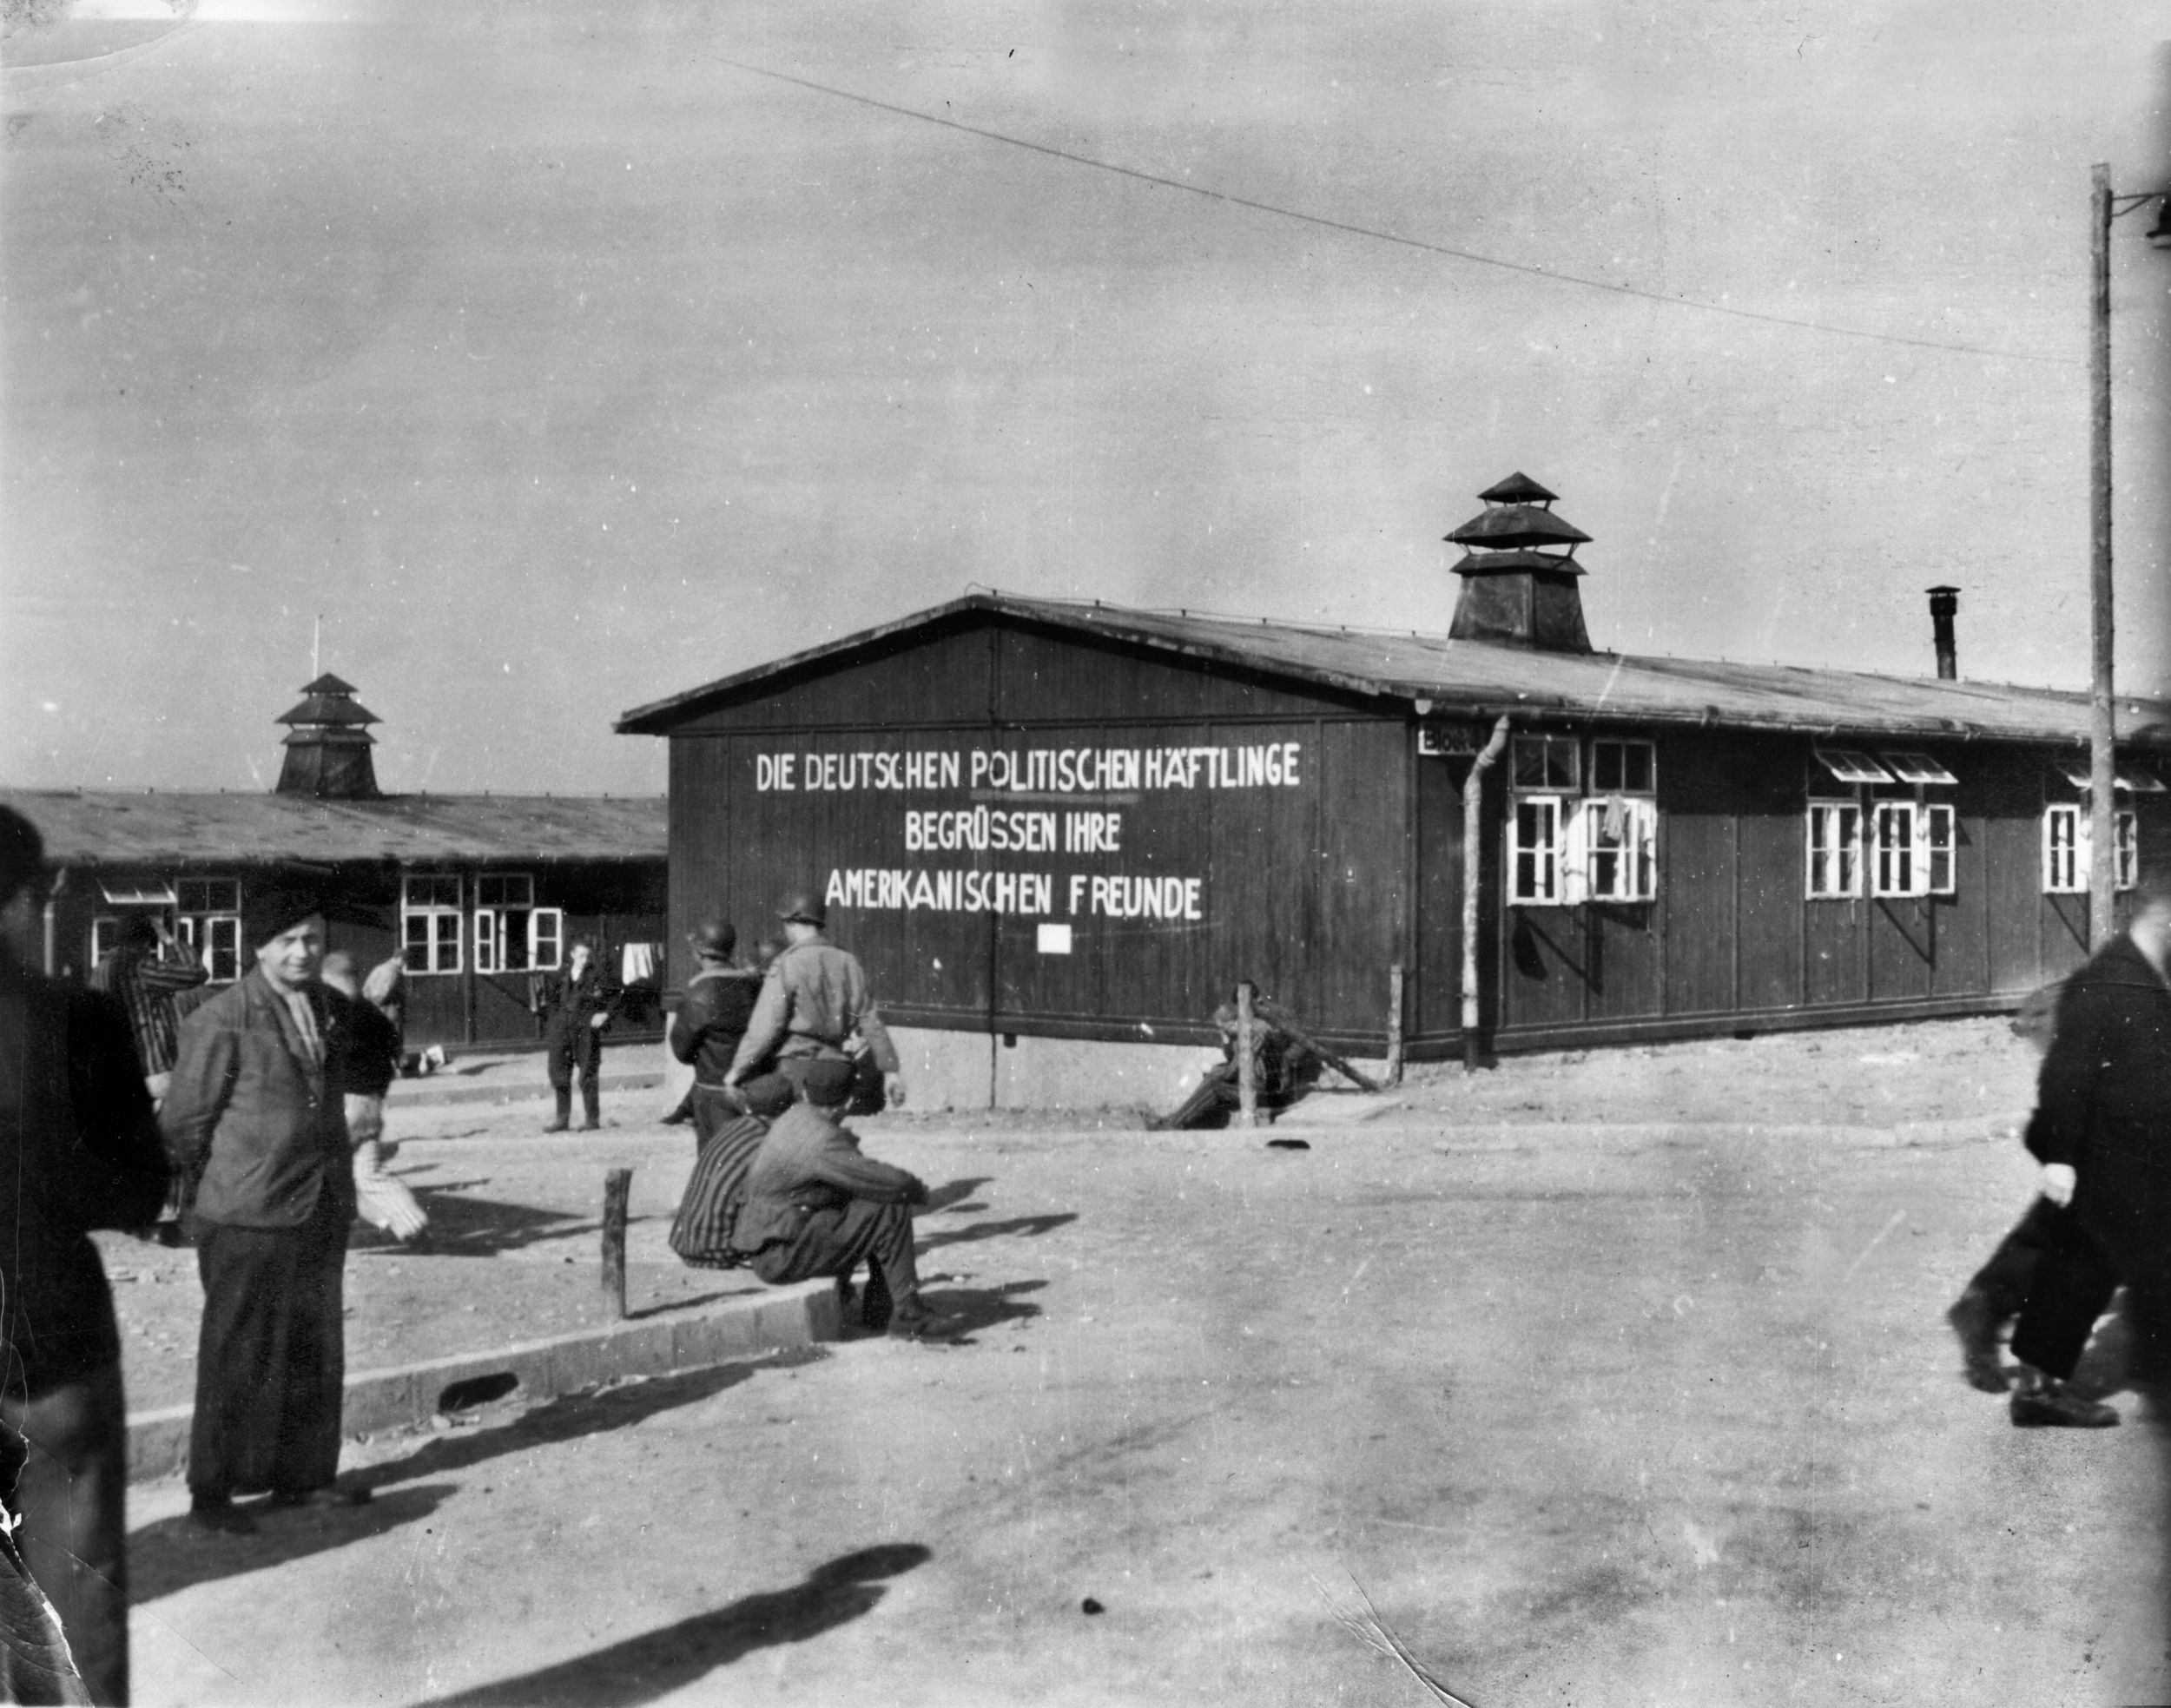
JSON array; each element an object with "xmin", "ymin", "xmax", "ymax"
[
  {"xmin": 689, "ymin": 1084, "xmax": 743, "ymax": 1152},
  {"xmin": 749, "ymin": 1199, "xmax": 921, "ymax": 1310},
  {"xmin": 547, "ymin": 1026, "xmax": 601, "ymax": 1124},
  {"xmin": 2010, "ymin": 1204, "xmax": 2171, "ymax": 1385},
  {"xmin": 189, "ymin": 1204, "xmax": 347, "ymax": 1501},
  {"xmin": 3, "ymin": 1363, "xmax": 128, "ymax": 1705},
  {"xmin": 1965, "ymin": 1195, "xmax": 2065, "ymax": 1319}
]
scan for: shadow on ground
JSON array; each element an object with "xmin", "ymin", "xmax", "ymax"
[
  {"xmin": 918, "ymin": 1212, "xmax": 1077, "ymax": 1252},
  {"xmin": 415, "ymin": 1543, "xmax": 932, "ymax": 1707},
  {"xmin": 919, "ymin": 1278, "xmax": 1046, "ymax": 1339},
  {"xmin": 131, "ymin": 1355, "xmax": 815, "ymax": 1600},
  {"xmin": 379, "ymin": 1191, "xmax": 594, "ymax": 1257}
]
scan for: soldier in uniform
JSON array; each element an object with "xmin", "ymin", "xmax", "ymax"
[
  {"xmin": 725, "ymin": 893, "xmax": 903, "ymax": 1111},
  {"xmin": 667, "ymin": 919, "xmax": 762, "ymax": 1150},
  {"xmin": 538, "ymin": 937, "xmax": 618, "ymax": 1132}
]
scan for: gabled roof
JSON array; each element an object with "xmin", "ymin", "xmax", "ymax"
[
  {"xmin": 614, "ymin": 592, "xmax": 2171, "ymax": 751},
  {"xmin": 1, "ymin": 791, "xmax": 667, "ymax": 868}
]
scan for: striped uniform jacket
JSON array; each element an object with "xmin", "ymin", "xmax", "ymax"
[{"xmin": 89, "ymin": 940, "xmax": 209, "ymax": 1078}]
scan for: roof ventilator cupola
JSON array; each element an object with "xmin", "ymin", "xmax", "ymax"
[
  {"xmin": 1444, "ymin": 472, "xmax": 1594, "ymax": 652},
  {"xmin": 274, "ymin": 673, "xmax": 382, "ymax": 799}
]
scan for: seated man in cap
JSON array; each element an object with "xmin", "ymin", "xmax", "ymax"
[
  {"xmin": 668, "ymin": 918, "xmax": 763, "ymax": 1151},
  {"xmin": 725, "ymin": 890, "xmax": 904, "ymax": 1111},
  {"xmin": 162, "ymin": 884, "xmax": 373, "ymax": 1533},
  {"xmin": 729, "ymin": 1058, "xmax": 960, "ymax": 1341}
]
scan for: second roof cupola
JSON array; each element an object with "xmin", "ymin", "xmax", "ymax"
[{"xmin": 1444, "ymin": 472, "xmax": 1594, "ymax": 652}]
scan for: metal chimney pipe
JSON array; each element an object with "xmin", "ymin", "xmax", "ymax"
[{"xmin": 1926, "ymin": 584, "xmax": 1960, "ymax": 680}]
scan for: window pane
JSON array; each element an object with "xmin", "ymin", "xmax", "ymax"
[
  {"xmin": 1513, "ymin": 738, "xmax": 1548, "ymax": 789},
  {"xmin": 208, "ymin": 918, "xmax": 239, "ymax": 981}
]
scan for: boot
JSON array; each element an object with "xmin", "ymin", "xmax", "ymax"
[
  {"xmin": 1945, "ymin": 1287, "xmax": 2010, "ymax": 1394},
  {"xmin": 2009, "ymin": 1366, "xmax": 2119, "ymax": 1428},
  {"xmin": 861, "ymin": 1263, "xmax": 894, "ymax": 1332},
  {"xmin": 543, "ymin": 1088, "xmax": 571, "ymax": 1134},
  {"xmin": 578, "ymin": 1084, "xmax": 602, "ymax": 1132},
  {"xmin": 886, "ymin": 1293, "xmax": 965, "ymax": 1342}
]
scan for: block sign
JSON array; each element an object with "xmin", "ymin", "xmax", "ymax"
[{"xmin": 1417, "ymin": 724, "xmax": 1485, "ymax": 757}]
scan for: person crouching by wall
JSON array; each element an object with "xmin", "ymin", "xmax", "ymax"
[
  {"xmin": 538, "ymin": 937, "xmax": 618, "ymax": 1133},
  {"xmin": 0, "ymin": 805, "xmax": 172, "ymax": 1703},
  {"xmin": 162, "ymin": 886, "xmax": 374, "ymax": 1533}
]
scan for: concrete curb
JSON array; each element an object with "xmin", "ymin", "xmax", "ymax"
[{"xmin": 126, "ymin": 1279, "xmax": 840, "ymax": 1484}]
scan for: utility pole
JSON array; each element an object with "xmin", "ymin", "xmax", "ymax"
[{"xmin": 2088, "ymin": 162, "xmax": 2117, "ymax": 949}]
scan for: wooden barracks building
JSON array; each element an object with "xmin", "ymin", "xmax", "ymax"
[
  {"xmin": 618, "ymin": 475, "xmax": 2171, "ymax": 1096},
  {"xmin": 3, "ymin": 676, "xmax": 669, "ymax": 1054}
]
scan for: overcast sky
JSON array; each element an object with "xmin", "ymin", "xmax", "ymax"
[{"xmin": 5, "ymin": 1, "xmax": 2169, "ymax": 795}]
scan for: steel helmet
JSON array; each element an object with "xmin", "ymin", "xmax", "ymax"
[{"xmin": 775, "ymin": 889, "xmax": 828, "ymax": 927}]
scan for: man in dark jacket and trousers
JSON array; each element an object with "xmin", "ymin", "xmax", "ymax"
[
  {"xmin": 162, "ymin": 885, "xmax": 374, "ymax": 1531},
  {"xmin": 730, "ymin": 1058, "xmax": 959, "ymax": 1339},
  {"xmin": 725, "ymin": 893, "xmax": 904, "ymax": 1111},
  {"xmin": 668, "ymin": 919, "xmax": 762, "ymax": 1151},
  {"xmin": 538, "ymin": 937, "xmax": 617, "ymax": 1132},
  {"xmin": 0, "ymin": 807, "xmax": 170, "ymax": 1703},
  {"xmin": 1998, "ymin": 858, "xmax": 2171, "ymax": 1428}
]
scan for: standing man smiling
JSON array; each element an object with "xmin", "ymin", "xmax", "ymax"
[{"xmin": 162, "ymin": 885, "xmax": 371, "ymax": 1533}]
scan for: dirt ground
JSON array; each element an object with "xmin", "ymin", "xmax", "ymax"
[{"xmin": 121, "ymin": 1013, "xmax": 2169, "ymax": 1706}]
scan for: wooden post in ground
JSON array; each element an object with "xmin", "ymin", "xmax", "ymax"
[
  {"xmin": 602, "ymin": 1168, "xmax": 630, "ymax": 1319},
  {"xmin": 1385, "ymin": 962, "xmax": 1405, "ymax": 1087},
  {"xmin": 1234, "ymin": 981, "xmax": 1259, "ymax": 1129}
]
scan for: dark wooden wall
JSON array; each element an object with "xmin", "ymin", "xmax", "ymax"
[
  {"xmin": 51, "ymin": 859, "xmax": 664, "ymax": 1053},
  {"xmin": 664, "ymin": 617, "xmax": 1407, "ymax": 1045},
  {"xmin": 1452, "ymin": 728, "xmax": 2171, "ymax": 1051}
]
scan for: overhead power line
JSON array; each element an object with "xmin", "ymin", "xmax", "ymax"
[{"xmin": 712, "ymin": 53, "xmax": 2075, "ymax": 369}]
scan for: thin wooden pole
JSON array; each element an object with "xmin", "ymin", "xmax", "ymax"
[
  {"xmin": 2088, "ymin": 162, "xmax": 2119, "ymax": 949},
  {"xmin": 601, "ymin": 1167, "xmax": 630, "ymax": 1319},
  {"xmin": 1384, "ymin": 962, "xmax": 1405, "ymax": 1086},
  {"xmin": 1234, "ymin": 982, "xmax": 1259, "ymax": 1129}
]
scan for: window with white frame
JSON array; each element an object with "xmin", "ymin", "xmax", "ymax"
[
  {"xmin": 1924, "ymin": 802, "xmax": 1956, "ymax": 894},
  {"xmin": 1580, "ymin": 796, "xmax": 1658, "ymax": 902},
  {"xmin": 1509, "ymin": 795, "xmax": 1565, "ymax": 905},
  {"xmin": 472, "ymin": 874, "xmax": 564, "ymax": 974},
  {"xmin": 402, "ymin": 874, "xmax": 464, "ymax": 973},
  {"xmin": 176, "ymin": 878, "xmax": 241, "ymax": 980},
  {"xmin": 2043, "ymin": 803, "xmax": 2138, "ymax": 894},
  {"xmin": 1508, "ymin": 736, "xmax": 1661, "ymax": 907},
  {"xmin": 1806, "ymin": 801, "xmax": 1862, "ymax": 898},
  {"xmin": 1868, "ymin": 800, "xmax": 1959, "ymax": 899}
]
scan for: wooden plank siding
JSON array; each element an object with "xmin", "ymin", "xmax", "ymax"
[
  {"xmin": 643, "ymin": 611, "xmax": 2171, "ymax": 1058},
  {"xmin": 1485, "ymin": 727, "xmax": 2139, "ymax": 1052},
  {"xmin": 50, "ymin": 860, "xmax": 663, "ymax": 1053}
]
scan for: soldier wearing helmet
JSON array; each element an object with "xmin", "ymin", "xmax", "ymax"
[
  {"xmin": 667, "ymin": 917, "xmax": 763, "ymax": 1148},
  {"xmin": 725, "ymin": 890, "xmax": 904, "ymax": 1110}
]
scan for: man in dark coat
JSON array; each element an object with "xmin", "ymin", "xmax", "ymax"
[
  {"xmin": 538, "ymin": 937, "xmax": 617, "ymax": 1132},
  {"xmin": 730, "ymin": 1058, "xmax": 959, "ymax": 1340},
  {"xmin": 667, "ymin": 919, "xmax": 762, "ymax": 1151},
  {"xmin": 2003, "ymin": 859, "xmax": 2171, "ymax": 1427},
  {"xmin": 0, "ymin": 806, "xmax": 170, "ymax": 1703},
  {"xmin": 162, "ymin": 886, "xmax": 372, "ymax": 1530}
]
